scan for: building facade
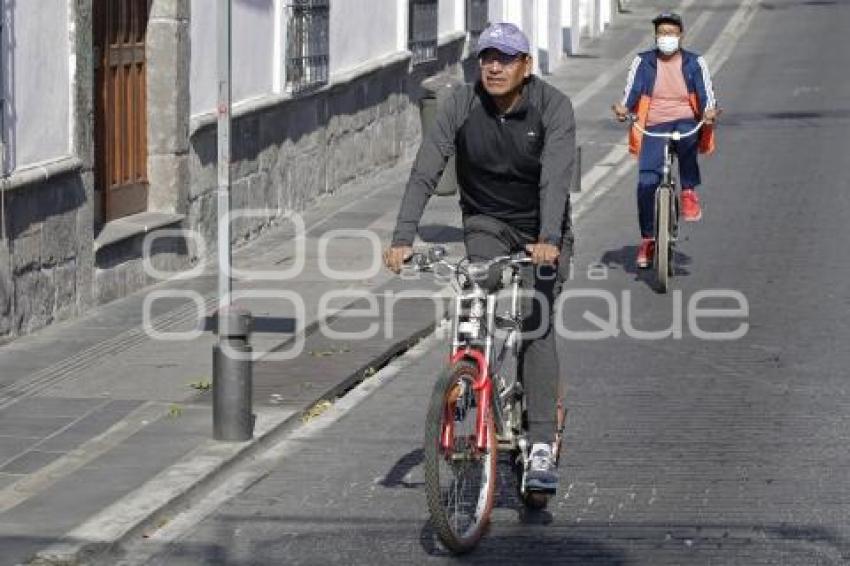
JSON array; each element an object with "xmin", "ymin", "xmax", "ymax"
[{"xmin": 0, "ymin": 0, "xmax": 617, "ymax": 339}]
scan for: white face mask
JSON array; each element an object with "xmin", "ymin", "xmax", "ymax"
[{"xmin": 657, "ymin": 36, "xmax": 680, "ymax": 55}]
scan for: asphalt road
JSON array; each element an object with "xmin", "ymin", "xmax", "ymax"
[{"xmin": 121, "ymin": 1, "xmax": 850, "ymax": 564}]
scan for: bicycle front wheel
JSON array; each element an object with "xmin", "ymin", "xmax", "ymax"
[
  {"xmin": 424, "ymin": 360, "xmax": 497, "ymax": 554},
  {"xmin": 655, "ymin": 186, "xmax": 672, "ymax": 293}
]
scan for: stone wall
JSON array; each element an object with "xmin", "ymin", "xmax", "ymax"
[
  {"xmin": 187, "ymin": 39, "xmax": 467, "ymax": 256},
  {"xmin": 93, "ymin": 224, "xmax": 194, "ymax": 305},
  {"xmin": 0, "ymin": 169, "xmax": 93, "ymax": 336},
  {"xmin": 146, "ymin": 0, "xmax": 191, "ymax": 215}
]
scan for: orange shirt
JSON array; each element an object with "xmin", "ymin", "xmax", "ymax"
[{"xmin": 647, "ymin": 52, "xmax": 696, "ymax": 126}]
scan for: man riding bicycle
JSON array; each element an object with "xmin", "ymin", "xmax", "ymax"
[
  {"xmin": 613, "ymin": 12, "xmax": 719, "ymax": 268},
  {"xmin": 383, "ymin": 23, "xmax": 576, "ymax": 494}
]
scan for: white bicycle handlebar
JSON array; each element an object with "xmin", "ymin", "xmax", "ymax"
[
  {"xmin": 627, "ymin": 114, "xmax": 706, "ymax": 141},
  {"xmin": 407, "ymin": 251, "xmax": 531, "ymax": 273}
]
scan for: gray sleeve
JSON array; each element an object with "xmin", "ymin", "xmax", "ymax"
[
  {"xmin": 538, "ymin": 92, "xmax": 576, "ymax": 250},
  {"xmin": 390, "ymin": 88, "xmax": 463, "ymax": 247}
]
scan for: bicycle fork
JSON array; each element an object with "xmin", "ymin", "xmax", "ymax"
[{"xmin": 443, "ymin": 348, "xmax": 492, "ymax": 454}]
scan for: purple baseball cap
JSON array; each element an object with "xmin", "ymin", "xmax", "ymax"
[{"xmin": 476, "ymin": 22, "xmax": 530, "ymax": 57}]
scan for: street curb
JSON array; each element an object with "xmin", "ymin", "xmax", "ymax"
[{"xmin": 24, "ymin": 320, "xmax": 439, "ymax": 566}]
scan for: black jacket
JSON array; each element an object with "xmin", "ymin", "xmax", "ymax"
[{"xmin": 391, "ymin": 75, "xmax": 576, "ymax": 251}]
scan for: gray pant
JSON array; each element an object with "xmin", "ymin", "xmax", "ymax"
[{"xmin": 462, "ymin": 215, "xmax": 569, "ymax": 445}]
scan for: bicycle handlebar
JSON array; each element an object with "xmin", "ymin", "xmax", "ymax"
[
  {"xmin": 626, "ymin": 114, "xmax": 706, "ymax": 141},
  {"xmin": 405, "ymin": 248, "xmax": 531, "ymax": 272}
]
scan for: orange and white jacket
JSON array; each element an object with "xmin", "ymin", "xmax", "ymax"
[{"xmin": 621, "ymin": 48, "xmax": 718, "ymax": 156}]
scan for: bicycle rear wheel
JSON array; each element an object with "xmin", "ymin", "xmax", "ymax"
[
  {"xmin": 424, "ymin": 360, "xmax": 497, "ymax": 554},
  {"xmin": 655, "ymin": 186, "xmax": 672, "ymax": 293}
]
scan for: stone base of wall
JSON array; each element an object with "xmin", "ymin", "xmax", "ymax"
[
  {"xmin": 0, "ymin": 170, "xmax": 94, "ymax": 337},
  {"xmin": 93, "ymin": 225, "xmax": 194, "ymax": 306}
]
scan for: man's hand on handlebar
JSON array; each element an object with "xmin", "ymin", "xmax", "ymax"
[
  {"xmin": 383, "ymin": 245, "xmax": 413, "ymax": 274},
  {"xmin": 525, "ymin": 242, "xmax": 560, "ymax": 266},
  {"xmin": 703, "ymin": 107, "xmax": 722, "ymax": 125},
  {"xmin": 612, "ymin": 102, "xmax": 629, "ymax": 122}
]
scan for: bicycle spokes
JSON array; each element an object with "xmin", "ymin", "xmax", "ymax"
[
  {"xmin": 441, "ymin": 382, "xmax": 480, "ymax": 457},
  {"xmin": 425, "ymin": 364, "xmax": 497, "ymax": 553}
]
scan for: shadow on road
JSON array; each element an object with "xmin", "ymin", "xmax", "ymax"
[
  {"xmin": 121, "ymin": 506, "xmax": 850, "ymax": 565},
  {"xmin": 413, "ymin": 453, "xmax": 628, "ymax": 563},
  {"xmin": 598, "ymin": 245, "xmax": 693, "ymax": 291},
  {"xmin": 379, "ymin": 448, "xmax": 424, "ymax": 489},
  {"xmin": 418, "ymin": 516, "xmax": 629, "ymax": 565}
]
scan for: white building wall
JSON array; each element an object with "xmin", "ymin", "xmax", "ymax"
[
  {"xmin": 523, "ymin": 0, "xmax": 538, "ymax": 73},
  {"xmin": 190, "ymin": 0, "xmax": 215, "ymax": 116},
  {"xmin": 601, "ymin": 0, "xmax": 612, "ymax": 28},
  {"xmin": 544, "ymin": 0, "xmax": 563, "ymax": 69},
  {"xmin": 488, "ymin": 0, "xmax": 521, "ymax": 26},
  {"xmin": 562, "ymin": 0, "xmax": 581, "ymax": 54},
  {"xmin": 579, "ymin": 0, "xmax": 590, "ymax": 35},
  {"xmin": 537, "ymin": 0, "xmax": 548, "ymax": 48},
  {"xmin": 330, "ymin": 0, "xmax": 398, "ymax": 78},
  {"xmin": 488, "ymin": 0, "xmax": 503, "ymax": 22},
  {"xmin": 507, "ymin": 0, "xmax": 524, "ymax": 26},
  {"xmin": 396, "ymin": 0, "xmax": 408, "ymax": 52},
  {"xmin": 10, "ymin": 0, "xmax": 70, "ymax": 170},
  {"xmin": 232, "ymin": 0, "xmax": 275, "ymax": 102},
  {"xmin": 190, "ymin": 0, "xmax": 275, "ymax": 117},
  {"xmin": 438, "ymin": 0, "xmax": 463, "ymax": 40}
]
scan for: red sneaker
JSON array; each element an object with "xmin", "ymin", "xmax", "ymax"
[
  {"xmin": 636, "ymin": 238, "xmax": 655, "ymax": 269},
  {"xmin": 681, "ymin": 188, "xmax": 703, "ymax": 222}
]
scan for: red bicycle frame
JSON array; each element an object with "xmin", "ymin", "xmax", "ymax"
[{"xmin": 441, "ymin": 348, "xmax": 492, "ymax": 454}]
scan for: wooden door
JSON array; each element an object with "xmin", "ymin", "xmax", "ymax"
[{"xmin": 94, "ymin": 0, "xmax": 149, "ymax": 222}]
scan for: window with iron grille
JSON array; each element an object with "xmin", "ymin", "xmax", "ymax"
[
  {"xmin": 408, "ymin": 0, "xmax": 438, "ymax": 65},
  {"xmin": 286, "ymin": 0, "xmax": 329, "ymax": 94},
  {"xmin": 466, "ymin": 0, "xmax": 488, "ymax": 42}
]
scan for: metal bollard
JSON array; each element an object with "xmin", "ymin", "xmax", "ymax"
[
  {"xmin": 213, "ymin": 306, "xmax": 255, "ymax": 441},
  {"xmin": 419, "ymin": 75, "xmax": 464, "ymax": 196}
]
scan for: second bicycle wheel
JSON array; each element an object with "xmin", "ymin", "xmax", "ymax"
[
  {"xmin": 424, "ymin": 360, "xmax": 497, "ymax": 554},
  {"xmin": 655, "ymin": 186, "xmax": 672, "ymax": 293}
]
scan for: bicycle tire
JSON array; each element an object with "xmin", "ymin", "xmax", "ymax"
[
  {"xmin": 523, "ymin": 491, "xmax": 550, "ymax": 510},
  {"xmin": 424, "ymin": 360, "xmax": 497, "ymax": 554},
  {"xmin": 655, "ymin": 186, "xmax": 672, "ymax": 293}
]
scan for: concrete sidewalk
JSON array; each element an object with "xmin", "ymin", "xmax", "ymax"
[{"xmin": 0, "ymin": 2, "xmax": 687, "ymax": 563}]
